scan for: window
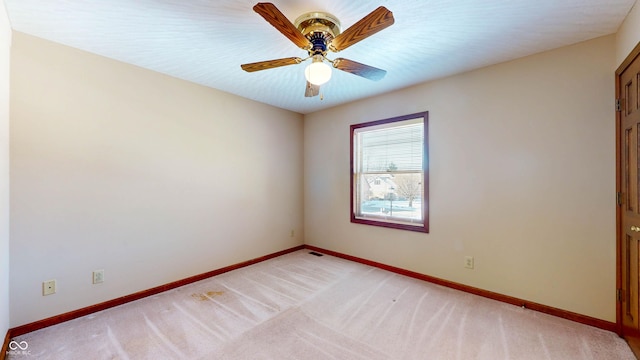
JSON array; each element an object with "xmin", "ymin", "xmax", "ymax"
[{"xmin": 350, "ymin": 112, "xmax": 428, "ymax": 232}]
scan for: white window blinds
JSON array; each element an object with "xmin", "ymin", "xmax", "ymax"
[{"xmin": 356, "ymin": 119, "xmax": 424, "ymax": 173}]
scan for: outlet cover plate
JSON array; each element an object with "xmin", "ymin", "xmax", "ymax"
[
  {"xmin": 43, "ymin": 280, "xmax": 56, "ymax": 296},
  {"xmin": 93, "ymin": 269, "xmax": 104, "ymax": 284},
  {"xmin": 464, "ymin": 256, "xmax": 474, "ymax": 269}
]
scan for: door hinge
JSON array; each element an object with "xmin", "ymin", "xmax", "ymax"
[
  {"xmin": 617, "ymin": 192, "xmax": 623, "ymax": 206},
  {"xmin": 618, "ymin": 288, "xmax": 624, "ymax": 302},
  {"xmin": 616, "ymin": 98, "xmax": 624, "ymax": 112}
]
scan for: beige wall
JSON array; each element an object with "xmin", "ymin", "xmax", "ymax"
[
  {"xmin": 304, "ymin": 35, "xmax": 616, "ymax": 321},
  {"xmin": 616, "ymin": 0, "xmax": 640, "ymax": 66},
  {"xmin": 9, "ymin": 32, "xmax": 304, "ymax": 327},
  {"xmin": 0, "ymin": 1, "xmax": 11, "ymax": 339}
]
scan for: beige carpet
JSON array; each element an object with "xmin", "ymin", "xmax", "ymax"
[{"xmin": 8, "ymin": 250, "xmax": 635, "ymax": 359}]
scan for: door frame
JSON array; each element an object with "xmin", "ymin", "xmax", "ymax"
[{"xmin": 617, "ymin": 40, "xmax": 640, "ymax": 338}]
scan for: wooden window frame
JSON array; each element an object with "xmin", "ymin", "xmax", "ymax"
[{"xmin": 350, "ymin": 112, "xmax": 429, "ymax": 233}]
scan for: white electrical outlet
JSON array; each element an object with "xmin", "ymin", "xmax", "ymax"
[
  {"xmin": 43, "ymin": 280, "xmax": 56, "ymax": 296},
  {"xmin": 290, "ymin": 229, "xmax": 295, "ymax": 237},
  {"xmin": 93, "ymin": 269, "xmax": 105, "ymax": 284},
  {"xmin": 464, "ymin": 256, "xmax": 474, "ymax": 269}
]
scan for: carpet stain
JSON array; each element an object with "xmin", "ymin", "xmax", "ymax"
[{"xmin": 191, "ymin": 291, "xmax": 225, "ymax": 301}]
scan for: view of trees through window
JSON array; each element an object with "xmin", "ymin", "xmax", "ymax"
[{"xmin": 360, "ymin": 171, "xmax": 423, "ymax": 221}]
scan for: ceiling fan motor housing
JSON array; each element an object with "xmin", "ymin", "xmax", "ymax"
[
  {"xmin": 295, "ymin": 12, "xmax": 341, "ymax": 55},
  {"xmin": 308, "ymin": 33, "xmax": 327, "ymax": 54}
]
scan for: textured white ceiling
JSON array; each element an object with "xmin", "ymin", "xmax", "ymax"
[{"xmin": 3, "ymin": 0, "xmax": 637, "ymax": 114}]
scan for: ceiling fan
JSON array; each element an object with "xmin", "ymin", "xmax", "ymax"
[{"xmin": 240, "ymin": 3, "xmax": 394, "ymax": 97}]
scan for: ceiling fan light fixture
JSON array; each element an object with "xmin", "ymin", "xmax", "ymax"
[{"xmin": 305, "ymin": 56, "xmax": 332, "ymax": 86}]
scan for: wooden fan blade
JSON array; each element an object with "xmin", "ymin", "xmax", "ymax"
[
  {"xmin": 241, "ymin": 57, "xmax": 302, "ymax": 72},
  {"xmin": 253, "ymin": 3, "xmax": 312, "ymax": 50},
  {"xmin": 329, "ymin": 6, "xmax": 394, "ymax": 52},
  {"xmin": 305, "ymin": 81, "xmax": 320, "ymax": 97},
  {"xmin": 333, "ymin": 58, "xmax": 387, "ymax": 81}
]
